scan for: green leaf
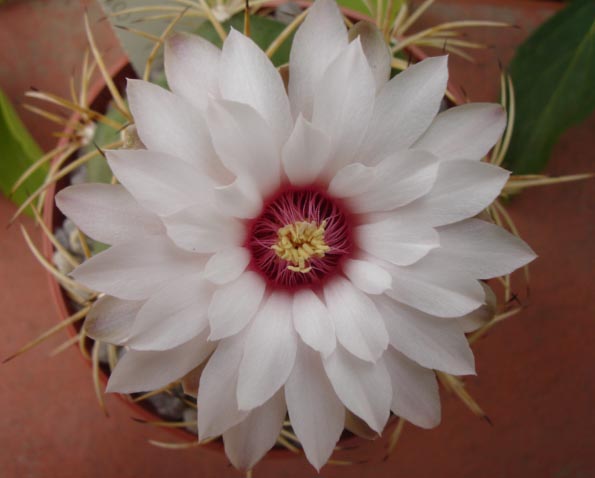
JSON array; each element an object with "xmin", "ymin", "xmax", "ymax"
[
  {"xmin": 505, "ymin": 0, "xmax": 595, "ymax": 174},
  {"xmin": 196, "ymin": 13, "xmax": 295, "ymax": 66},
  {"xmin": 0, "ymin": 88, "xmax": 45, "ymax": 213},
  {"xmin": 336, "ymin": 0, "xmax": 372, "ymax": 16},
  {"xmin": 336, "ymin": 0, "xmax": 404, "ymax": 23}
]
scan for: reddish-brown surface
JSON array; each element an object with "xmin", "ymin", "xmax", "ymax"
[
  {"xmin": 1, "ymin": 1, "xmax": 594, "ymax": 477},
  {"xmin": 0, "ymin": 0, "xmax": 121, "ymax": 151}
]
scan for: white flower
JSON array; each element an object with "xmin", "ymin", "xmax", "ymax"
[{"xmin": 56, "ymin": 0, "xmax": 535, "ymax": 471}]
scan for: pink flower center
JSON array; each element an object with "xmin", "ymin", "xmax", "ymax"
[{"xmin": 246, "ymin": 187, "xmax": 353, "ymax": 290}]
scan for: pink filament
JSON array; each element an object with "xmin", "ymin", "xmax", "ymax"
[{"xmin": 246, "ymin": 187, "xmax": 353, "ymax": 290}]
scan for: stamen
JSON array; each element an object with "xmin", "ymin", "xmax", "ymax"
[{"xmin": 271, "ymin": 220, "xmax": 331, "ymax": 273}]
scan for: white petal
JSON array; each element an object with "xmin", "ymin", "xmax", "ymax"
[
  {"xmin": 342, "ymin": 259, "xmax": 392, "ymax": 295},
  {"xmin": 327, "ymin": 163, "xmax": 376, "ymax": 198},
  {"xmin": 348, "ymin": 150, "xmax": 439, "ymax": 213},
  {"xmin": 106, "ymin": 330, "xmax": 214, "ymax": 393},
  {"xmin": 219, "ymin": 29, "xmax": 292, "ymax": 143},
  {"xmin": 164, "ymin": 33, "xmax": 220, "ymax": 111},
  {"xmin": 292, "ymin": 289, "xmax": 336, "ymax": 357},
  {"xmin": 348, "ymin": 21, "xmax": 391, "ymax": 91},
  {"xmin": 214, "ymin": 178, "xmax": 263, "ymax": 219},
  {"xmin": 126, "ymin": 79, "xmax": 217, "ymax": 173},
  {"xmin": 223, "ymin": 390, "xmax": 286, "ymax": 471},
  {"xmin": 324, "ymin": 277, "xmax": 388, "ymax": 362},
  {"xmin": 285, "ymin": 342, "xmax": 344, "ymax": 471},
  {"xmin": 384, "ymin": 347, "xmax": 441, "ymax": 428},
  {"xmin": 458, "ymin": 306, "xmax": 491, "ymax": 333},
  {"xmin": 323, "ymin": 346, "xmax": 391, "ymax": 433},
  {"xmin": 458, "ymin": 282, "xmax": 496, "ymax": 333},
  {"xmin": 55, "ymin": 184, "xmax": 163, "ymax": 245},
  {"xmin": 207, "ymin": 99, "xmax": 281, "ymax": 197},
  {"xmin": 375, "ymin": 295, "xmax": 475, "ymax": 375},
  {"xmin": 312, "ymin": 38, "xmax": 376, "ymax": 174},
  {"xmin": 208, "ymin": 271, "xmax": 266, "ymax": 340},
  {"xmin": 414, "ymin": 103, "xmax": 507, "ymax": 161},
  {"xmin": 425, "ymin": 219, "xmax": 537, "ymax": 279},
  {"xmin": 237, "ymin": 292, "xmax": 297, "ymax": 410},
  {"xmin": 71, "ymin": 236, "xmax": 205, "ymax": 300},
  {"xmin": 126, "ymin": 274, "xmax": 212, "ymax": 351},
  {"xmin": 197, "ymin": 332, "xmax": 249, "ymax": 440},
  {"xmin": 385, "ymin": 260, "xmax": 485, "ymax": 318},
  {"xmin": 289, "ymin": 0, "xmax": 348, "ymax": 119},
  {"xmin": 359, "ymin": 56, "xmax": 448, "ymax": 165},
  {"xmin": 84, "ymin": 296, "xmax": 143, "ymax": 344},
  {"xmin": 393, "ymin": 160, "xmax": 510, "ymax": 227},
  {"xmin": 106, "ymin": 149, "xmax": 213, "ymax": 216},
  {"xmin": 344, "ymin": 410, "xmax": 378, "ymax": 439},
  {"xmin": 355, "ymin": 219, "xmax": 439, "ymax": 266},
  {"xmin": 162, "ymin": 204, "xmax": 245, "ymax": 254},
  {"xmin": 281, "ymin": 115, "xmax": 332, "ymax": 186},
  {"xmin": 204, "ymin": 247, "xmax": 251, "ymax": 285}
]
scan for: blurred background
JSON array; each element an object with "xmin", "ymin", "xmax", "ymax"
[{"xmin": 1, "ymin": 0, "xmax": 593, "ymax": 477}]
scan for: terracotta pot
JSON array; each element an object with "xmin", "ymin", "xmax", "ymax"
[{"xmin": 40, "ymin": 3, "xmax": 460, "ymax": 461}]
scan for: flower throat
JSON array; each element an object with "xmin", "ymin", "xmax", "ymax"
[{"xmin": 247, "ymin": 188, "xmax": 353, "ymax": 289}]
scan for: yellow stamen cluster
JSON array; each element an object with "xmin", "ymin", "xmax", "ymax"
[{"xmin": 271, "ymin": 220, "xmax": 330, "ymax": 273}]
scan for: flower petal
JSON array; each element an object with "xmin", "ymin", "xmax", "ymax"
[
  {"xmin": 312, "ymin": 38, "xmax": 376, "ymax": 174},
  {"xmin": 55, "ymin": 184, "xmax": 163, "ymax": 245},
  {"xmin": 292, "ymin": 289, "xmax": 336, "ymax": 357},
  {"xmin": 197, "ymin": 332, "xmax": 250, "ymax": 440},
  {"xmin": 204, "ymin": 247, "xmax": 251, "ymax": 285},
  {"xmin": 348, "ymin": 150, "xmax": 439, "ymax": 213},
  {"xmin": 219, "ymin": 29, "xmax": 292, "ymax": 142},
  {"xmin": 374, "ymin": 295, "xmax": 475, "ymax": 375},
  {"xmin": 348, "ymin": 21, "xmax": 391, "ymax": 91},
  {"xmin": 84, "ymin": 296, "xmax": 143, "ymax": 344},
  {"xmin": 207, "ymin": 98, "xmax": 281, "ymax": 197},
  {"xmin": 342, "ymin": 259, "xmax": 392, "ymax": 295},
  {"xmin": 285, "ymin": 342, "xmax": 345, "ymax": 471},
  {"xmin": 282, "ymin": 114, "xmax": 332, "ymax": 186},
  {"xmin": 126, "ymin": 79, "xmax": 217, "ymax": 173},
  {"xmin": 359, "ymin": 56, "xmax": 448, "ymax": 165},
  {"xmin": 414, "ymin": 103, "xmax": 506, "ymax": 161},
  {"xmin": 323, "ymin": 277, "xmax": 389, "ymax": 362},
  {"xmin": 237, "ymin": 292, "xmax": 297, "ymax": 410},
  {"xmin": 344, "ymin": 410, "xmax": 378, "ymax": 439},
  {"xmin": 106, "ymin": 149, "xmax": 213, "ymax": 216},
  {"xmin": 327, "ymin": 163, "xmax": 376, "ymax": 198},
  {"xmin": 289, "ymin": 0, "xmax": 348, "ymax": 119},
  {"xmin": 208, "ymin": 271, "xmax": 266, "ymax": 341},
  {"xmin": 355, "ymin": 219, "xmax": 439, "ymax": 266},
  {"xmin": 126, "ymin": 273, "xmax": 212, "ymax": 351},
  {"xmin": 71, "ymin": 236, "xmax": 205, "ymax": 300},
  {"xmin": 458, "ymin": 282, "xmax": 496, "ymax": 333},
  {"xmin": 164, "ymin": 33, "xmax": 220, "ymax": 111},
  {"xmin": 385, "ymin": 260, "xmax": 485, "ymax": 318},
  {"xmin": 323, "ymin": 346, "xmax": 391, "ymax": 433},
  {"xmin": 162, "ymin": 204, "xmax": 245, "ymax": 254},
  {"xmin": 223, "ymin": 390, "xmax": 287, "ymax": 471},
  {"xmin": 393, "ymin": 160, "xmax": 510, "ymax": 227},
  {"xmin": 425, "ymin": 219, "xmax": 537, "ymax": 279},
  {"xmin": 214, "ymin": 178, "xmax": 263, "ymax": 219},
  {"xmin": 384, "ymin": 347, "xmax": 441, "ymax": 428},
  {"xmin": 106, "ymin": 329, "xmax": 215, "ymax": 393}
]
